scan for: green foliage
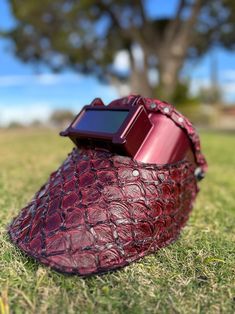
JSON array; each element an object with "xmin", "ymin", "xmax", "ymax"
[
  {"xmin": 7, "ymin": 121, "xmax": 25, "ymax": 129},
  {"xmin": 155, "ymin": 81, "xmax": 206, "ymax": 124},
  {"xmin": 198, "ymin": 86, "xmax": 222, "ymax": 104},
  {"xmin": 29, "ymin": 119, "xmax": 44, "ymax": 128},
  {"xmin": 0, "ymin": 129, "xmax": 235, "ymax": 313},
  {"xmin": 50, "ymin": 109, "xmax": 75, "ymax": 128},
  {"xmin": 156, "ymin": 80, "xmax": 199, "ymax": 105},
  {"xmin": 4, "ymin": 0, "xmax": 235, "ymax": 98}
]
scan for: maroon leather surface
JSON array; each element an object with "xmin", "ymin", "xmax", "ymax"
[{"xmin": 8, "ymin": 96, "xmax": 207, "ymax": 276}]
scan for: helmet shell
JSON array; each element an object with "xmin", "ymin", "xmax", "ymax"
[{"xmin": 8, "ymin": 96, "xmax": 207, "ymax": 275}]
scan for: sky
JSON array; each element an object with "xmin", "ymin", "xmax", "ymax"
[{"xmin": 0, "ymin": 0, "xmax": 235, "ymax": 126}]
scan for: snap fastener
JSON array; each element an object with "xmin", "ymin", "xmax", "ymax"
[
  {"xmin": 158, "ymin": 174, "xmax": 165, "ymax": 181},
  {"xmin": 150, "ymin": 103, "xmax": 157, "ymax": 109},
  {"xmin": 194, "ymin": 167, "xmax": 205, "ymax": 181},
  {"xmin": 178, "ymin": 117, "xmax": 184, "ymax": 123},
  {"xmin": 132, "ymin": 170, "xmax": 139, "ymax": 177},
  {"xmin": 163, "ymin": 107, "xmax": 170, "ymax": 113}
]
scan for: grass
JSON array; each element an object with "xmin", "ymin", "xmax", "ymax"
[{"xmin": 0, "ymin": 129, "xmax": 234, "ymax": 314}]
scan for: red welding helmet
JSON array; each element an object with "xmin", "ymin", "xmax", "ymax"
[{"xmin": 8, "ymin": 95, "xmax": 207, "ymax": 276}]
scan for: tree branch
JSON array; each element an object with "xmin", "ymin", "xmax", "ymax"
[
  {"xmin": 97, "ymin": 3, "xmax": 122, "ymax": 30},
  {"xmin": 171, "ymin": 0, "xmax": 203, "ymax": 58},
  {"xmin": 184, "ymin": 0, "xmax": 202, "ymax": 31},
  {"xmin": 137, "ymin": 0, "xmax": 147, "ymax": 24},
  {"xmin": 176, "ymin": 0, "xmax": 186, "ymax": 18},
  {"xmin": 165, "ymin": 0, "xmax": 186, "ymax": 42}
]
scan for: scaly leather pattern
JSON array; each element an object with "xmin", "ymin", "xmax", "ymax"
[{"xmin": 8, "ymin": 96, "xmax": 207, "ymax": 276}]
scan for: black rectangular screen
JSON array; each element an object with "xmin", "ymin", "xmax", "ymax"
[{"xmin": 73, "ymin": 109, "xmax": 129, "ymax": 134}]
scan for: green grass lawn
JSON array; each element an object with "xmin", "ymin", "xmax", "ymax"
[{"xmin": 0, "ymin": 129, "xmax": 234, "ymax": 314}]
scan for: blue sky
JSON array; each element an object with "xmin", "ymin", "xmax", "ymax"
[{"xmin": 0, "ymin": 0, "xmax": 235, "ymax": 126}]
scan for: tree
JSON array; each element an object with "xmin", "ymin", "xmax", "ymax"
[
  {"xmin": 50, "ymin": 109, "xmax": 75, "ymax": 128},
  {"xmin": 7, "ymin": 121, "xmax": 24, "ymax": 129},
  {"xmin": 5, "ymin": 0, "xmax": 235, "ymax": 100}
]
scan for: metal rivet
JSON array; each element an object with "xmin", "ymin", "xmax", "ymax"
[
  {"xmin": 106, "ymin": 243, "xmax": 113, "ymax": 249},
  {"xmin": 132, "ymin": 170, "xmax": 139, "ymax": 177},
  {"xmin": 163, "ymin": 107, "xmax": 170, "ymax": 113},
  {"xmin": 150, "ymin": 103, "xmax": 156, "ymax": 109},
  {"xmin": 178, "ymin": 117, "xmax": 184, "ymax": 123},
  {"xmin": 113, "ymin": 230, "xmax": 119, "ymax": 239},
  {"xmin": 194, "ymin": 167, "xmax": 205, "ymax": 181}
]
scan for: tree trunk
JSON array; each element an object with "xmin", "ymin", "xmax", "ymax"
[
  {"xmin": 111, "ymin": 0, "xmax": 202, "ymax": 100},
  {"xmin": 154, "ymin": 0, "xmax": 203, "ymax": 101},
  {"xmin": 129, "ymin": 67, "xmax": 154, "ymax": 97},
  {"xmin": 129, "ymin": 48, "xmax": 154, "ymax": 97},
  {"xmin": 158, "ymin": 54, "xmax": 184, "ymax": 101}
]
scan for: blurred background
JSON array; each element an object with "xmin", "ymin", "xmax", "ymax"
[
  {"xmin": 1, "ymin": 3, "xmax": 235, "ymax": 312},
  {"xmin": 0, "ymin": 0, "xmax": 235, "ymax": 129}
]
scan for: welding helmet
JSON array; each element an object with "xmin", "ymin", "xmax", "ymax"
[{"xmin": 8, "ymin": 95, "xmax": 207, "ymax": 276}]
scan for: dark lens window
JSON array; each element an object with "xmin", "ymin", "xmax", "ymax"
[{"xmin": 73, "ymin": 110, "xmax": 129, "ymax": 134}]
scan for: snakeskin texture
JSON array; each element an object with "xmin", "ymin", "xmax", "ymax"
[{"xmin": 8, "ymin": 96, "xmax": 207, "ymax": 276}]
